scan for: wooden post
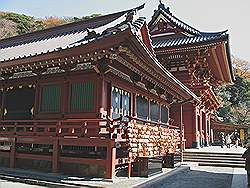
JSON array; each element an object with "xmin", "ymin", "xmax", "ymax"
[
  {"xmin": 180, "ymin": 103, "xmax": 183, "ymax": 163},
  {"xmin": 33, "ymin": 81, "xmax": 40, "ymax": 118},
  {"xmin": 1, "ymin": 87, "xmax": 5, "ymax": 120},
  {"xmin": 204, "ymin": 113, "xmax": 209, "ymax": 146},
  {"xmin": 207, "ymin": 115, "xmax": 211, "ymax": 144},
  {"xmin": 98, "ymin": 74, "xmax": 105, "ymax": 118},
  {"xmin": 107, "ymin": 82, "xmax": 112, "ymax": 118},
  {"xmin": 193, "ymin": 107, "xmax": 200, "ymax": 148},
  {"xmin": 62, "ymin": 79, "xmax": 69, "ymax": 119},
  {"xmin": 10, "ymin": 137, "xmax": 16, "ymax": 168},
  {"xmin": 132, "ymin": 93, "xmax": 136, "ymax": 117},
  {"xmin": 128, "ymin": 162, "xmax": 132, "ymax": 178},
  {"xmin": 199, "ymin": 111, "xmax": 203, "ymax": 147},
  {"xmin": 52, "ymin": 138, "xmax": 59, "ymax": 173},
  {"xmin": 105, "ymin": 141, "xmax": 116, "ymax": 179}
]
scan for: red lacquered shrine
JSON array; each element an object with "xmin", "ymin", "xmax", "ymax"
[
  {"xmin": 149, "ymin": 3, "xmax": 234, "ymax": 148},
  {"xmin": 0, "ymin": 5, "xmax": 199, "ymax": 178}
]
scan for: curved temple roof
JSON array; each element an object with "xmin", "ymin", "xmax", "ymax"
[
  {"xmin": 0, "ymin": 4, "xmax": 145, "ymax": 62},
  {"xmin": 0, "ymin": 3, "xmax": 199, "ymax": 102},
  {"xmin": 149, "ymin": 3, "xmax": 229, "ymax": 48},
  {"xmin": 149, "ymin": 2, "xmax": 234, "ymax": 84},
  {"xmin": 153, "ymin": 31, "xmax": 228, "ymax": 48}
]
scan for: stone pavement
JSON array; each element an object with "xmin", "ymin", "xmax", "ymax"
[
  {"xmin": 0, "ymin": 166, "xmax": 189, "ymax": 188},
  {"xmin": 0, "ymin": 146, "xmax": 247, "ymax": 188},
  {"xmin": 185, "ymin": 145, "xmax": 246, "ymax": 154},
  {"xmin": 231, "ymin": 168, "xmax": 248, "ymax": 188},
  {"xmin": 135, "ymin": 164, "xmax": 247, "ymax": 188}
]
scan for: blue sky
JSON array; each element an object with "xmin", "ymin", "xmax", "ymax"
[{"xmin": 0, "ymin": 0, "xmax": 250, "ymax": 63}]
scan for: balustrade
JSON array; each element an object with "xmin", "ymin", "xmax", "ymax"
[{"xmin": 0, "ymin": 119, "xmax": 108, "ymax": 137}]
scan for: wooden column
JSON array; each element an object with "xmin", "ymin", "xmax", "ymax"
[
  {"xmin": 128, "ymin": 162, "xmax": 132, "ymax": 178},
  {"xmin": 10, "ymin": 137, "xmax": 16, "ymax": 168},
  {"xmin": 52, "ymin": 138, "xmax": 59, "ymax": 173},
  {"xmin": 192, "ymin": 106, "xmax": 199, "ymax": 148},
  {"xmin": 207, "ymin": 115, "xmax": 211, "ymax": 144},
  {"xmin": 107, "ymin": 82, "xmax": 112, "ymax": 118},
  {"xmin": 199, "ymin": 111, "xmax": 203, "ymax": 147},
  {"xmin": 33, "ymin": 81, "xmax": 40, "ymax": 118},
  {"xmin": 148, "ymin": 98, "xmax": 150, "ymax": 121},
  {"xmin": 105, "ymin": 141, "xmax": 116, "ymax": 179},
  {"xmin": 62, "ymin": 79, "xmax": 69, "ymax": 119},
  {"xmin": 180, "ymin": 103, "xmax": 184, "ymax": 162},
  {"xmin": 98, "ymin": 74, "xmax": 105, "ymax": 118},
  {"xmin": 202, "ymin": 112, "xmax": 208, "ymax": 146},
  {"xmin": 1, "ymin": 86, "xmax": 5, "ymax": 120},
  {"xmin": 132, "ymin": 93, "xmax": 136, "ymax": 117}
]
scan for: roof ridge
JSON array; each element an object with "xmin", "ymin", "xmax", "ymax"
[
  {"xmin": 0, "ymin": 4, "xmax": 145, "ymax": 46},
  {"xmin": 158, "ymin": 4, "xmax": 200, "ymax": 35},
  {"xmin": 150, "ymin": 3, "xmax": 229, "ymax": 38}
]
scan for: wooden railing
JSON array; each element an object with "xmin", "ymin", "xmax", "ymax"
[
  {"xmin": 125, "ymin": 115, "xmax": 180, "ymax": 129},
  {"xmin": 0, "ymin": 119, "xmax": 109, "ymax": 137}
]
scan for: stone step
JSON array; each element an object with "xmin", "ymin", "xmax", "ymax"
[
  {"xmin": 184, "ymin": 152, "xmax": 243, "ymax": 158},
  {"xmin": 198, "ymin": 162, "xmax": 245, "ymax": 168},
  {"xmin": 183, "ymin": 150, "xmax": 245, "ymax": 168},
  {"xmin": 184, "ymin": 158, "xmax": 245, "ymax": 164},
  {"xmin": 183, "ymin": 156, "xmax": 245, "ymax": 161},
  {"xmin": 184, "ymin": 151, "xmax": 243, "ymax": 155}
]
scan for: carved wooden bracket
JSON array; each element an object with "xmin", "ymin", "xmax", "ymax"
[{"xmin": 186, "ymin": 49, "xmax": 215, "ymax": 86}]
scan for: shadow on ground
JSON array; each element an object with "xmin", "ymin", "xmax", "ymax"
[{"xmin": 136, "ymin": 167, "xmax": 235, "ymax": 188}]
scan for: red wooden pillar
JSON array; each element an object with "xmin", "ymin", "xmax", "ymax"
[
  {"xmin": 192, "ymin": 106, "xmax": 199, "ymax": 148},
  {"xmin": 52, "ymin": 138, "xmax": 59, "ymax": 173},
  {"xmin": 180, "ymin": 103, "xmax": 184, "ymax": 162},
  {"xmin": 89, "ymin": 75, "xmax": 106, "ymax": 137},
  {"xmin": 202, "ymin": 112, "xmax": 208, "ymax": 146},
  {"xmin": 10, "ymin": 137, "xmax": 16, "ymax": 168},
  {"xmin": 105, "ymin": 141, "xmax": 116, "ymax": 179},
  {"xmin": 98, "ymin": 75, "xmax": 105, "ymax": 118},
  {"xmin": 199, "ymin": 110, "xmax": 204, "ymax": 147},
  {"xmin": 207, "ymin": 115, "xmax": 211, "ymax": 144},
  {"xmin": 198, "ymin": 110, "xmax": 202, "ymax": 147}
]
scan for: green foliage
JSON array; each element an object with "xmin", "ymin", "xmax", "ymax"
[
  {"xmin": 81, "ymin": 14, "xmax": 102, "ymax": 21},
  {"xmin": 215, "ymin": 75, "xmax": 250, "ymax": 126},
  {"xmin": 0, "ymin": 12, "xmax": 101, "ymax": 39},
  {"xmin": 1, "ymin": 12, "xmax": 45, "ymax": 34}
]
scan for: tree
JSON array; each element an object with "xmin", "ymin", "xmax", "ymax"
[
  {"xmin": 215, "ymin": 57, "xmax": 250, "ymax": 126},
  {"xmin": 232, "ymin": 56, "xmax": 250, "ymax": 80}
]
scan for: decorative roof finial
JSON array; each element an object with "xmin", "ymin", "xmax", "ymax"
[
  {"xmin": 158, "ymin": 0, "xmax": 165, "ymax": 9},
  {"xmin": 158, "ymin": 0, "xmax": 170, "ymax": 13}
]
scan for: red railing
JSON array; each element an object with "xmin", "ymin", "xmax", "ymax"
[
  {"xmin": 0, "ymin": 119, "xmax": 109, "ymax": 137},
  {"xmin": 0, "ymin": 116, "xmax": 180, "ymax": 138}
]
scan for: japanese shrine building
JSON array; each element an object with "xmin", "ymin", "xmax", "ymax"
[
  {"xmin": 0, "ymin": 4, "xmax": 199, "ymax": 178},
  {"xmin": 149, "ymin": 3, "xmax": 234, "ymax": 148},
  {"xmin": 0, "ymin": 3, "xmax": 233, "ymax": 178}
]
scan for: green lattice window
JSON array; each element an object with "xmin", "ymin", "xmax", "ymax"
[
  {"xmin": 41, "ymin": 85, "xmax": 61, "ymax": 112},
  {"xmin": 136, "ymin": 95, "xmax": 148, "ymax": 120},
  {"xmin": 150, "ymin": 101, "xmax": 159, "ymax": 122},
  {"xmin": 161, "ymin": 105, "xmax": 169, "ymax": 123},
  {"xmin": 70, "ymin": 82, "xmax": 94, "ymax": 112}
]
